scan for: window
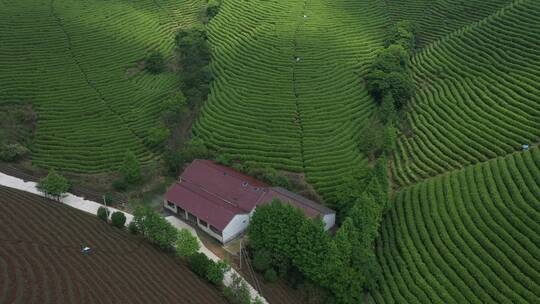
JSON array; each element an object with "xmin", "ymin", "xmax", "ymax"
[
  {"xmin": 188, "ymin": 213, "xmax": 197, "ymax": 222},
  {"xmin": 167, "ymin": 201, "xmax": 175, "ymax": 208},
  {"xmin": 177, "ymin": 206, "xmax": 185, "ymax": 214},
  {"xmin": 210, "ymin": 225, "xmax": 221, "ymax": 235},
  {"xmin": 199, "ymin": 219, "xmax": 208, "ymax": 227}
]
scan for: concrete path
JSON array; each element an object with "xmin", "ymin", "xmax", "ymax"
[
  {"xmin": 0, "ymin": 171, "xmax": 267, "ymax": 303},
  {"xmin": 0, "ymin": 172, "xmax": 133, "ymax": 223},
  {"xmin": 166, "ymin": 216, "xmax": 267, "ymax": 303}
]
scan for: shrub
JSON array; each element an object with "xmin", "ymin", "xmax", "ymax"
[
  {"xmin": 188, "ymin": 252, "xmax": 213, "ymax": 277},
  {"xmin": 112, "ymin": 179, "xmax": 128, "ymax": 191},
  {"xmin": 147, "ymin": 126, "xmax": 170, "ymax": 146},
  {"xmin": 206, "ymin": 260, "xmax": 229, "ymax": 285},
  {"xmin": 206, "ymin": 0, "xmax": 221, "ymax": 20},
  {"xmin": 103, "ymin": 193, "xmax": 114, "ymax": 205},
  {"xmin": 133, "ymin": 206, "xmax": 178, "ymax": 250},
  {"xmin": 175, "ymin": 229, "xmax": 200, "ymax": 257},
  {"xmin": 111, "ymin": 211, "xmax": 127, "ymax": 228},
  {"xmin": 214, "ymin": 154, "xmax": 232, "ymax": 166},
  {"xmin": 36, "ymin": 170, "xmax": 70, "ymax": 201},
  {"xmin": 128, "ymin": 221, "xmax": 139, "ymax": 234},
  {"xmin": 264, "ymin": 268, "xmax": 278, "ymax": 283},
  {"xmin": 145, "ymin": 51, "xmax": 165, "ymax": 74},
  {"xmin": 223, "ymin": 273, "xmax": 252, "ymax": 304},
  {"xmin": 252, "ymin": 250, "xmax": 272, "ymax": 272},
  {"xmin": 120, "ymin": 150, "xmax": 141, "ymax": 184},
  {"xmin": 0, "ymin": 143, "xmax": 28, "ymax": 162},
  {"xmin": 97, "ymin": 206, "xmax": 109, "ymax": 222}
]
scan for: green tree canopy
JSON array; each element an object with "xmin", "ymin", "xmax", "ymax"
[
  {"xmin": 120, "ymin": 150, "xmax": 141, "ymax": 184},
  {"xmin": 36, "ymin": 169, "xmax": 69, "ymax": 201},
  {"xmin": 175, "ymin": 228, "xmax": 200, "ymax": 257},
  {"xmin": 133, "ymin": 205, "xmax": 178, "ymax": 250}
]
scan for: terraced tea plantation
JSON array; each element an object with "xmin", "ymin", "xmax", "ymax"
[
  {"xmin": 0, "ymin": 186, "xmax": 227, "ymax": 304},
  {"xmin": 0, "ymin": 0, "xmax": 201, "ymax": 172},
  {"xmin": 194, "ymin": 0, "xmax": 389, "ymax": 200},
  {"xmin": 384, "ymin": 0, "xmax": 513, "ymax": 46},
  {"xmin": 371, "ymin": 147, "xmax": 540, "ymax": 303},
  {"xmin": 392, "ymin": 0, "xmax": 540, "ymax": 186}
]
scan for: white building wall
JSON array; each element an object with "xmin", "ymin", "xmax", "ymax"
[
  {"xmin": 323, "ymin": 213, "xmax": 336, "ymax": 231},
  {"xmin": 222, "ymin": 214, "xmax": 250, "ymax": 243}
]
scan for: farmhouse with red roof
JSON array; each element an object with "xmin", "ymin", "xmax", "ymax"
[{"xmin": 164, "ymin": 159, "xmax": 336, "ymax": 243}]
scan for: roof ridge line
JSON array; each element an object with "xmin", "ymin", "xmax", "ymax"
[{"xmin": 180, "ymin": 178, "xmax": 240, "ymax": 208}]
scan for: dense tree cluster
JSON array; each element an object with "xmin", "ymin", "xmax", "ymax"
[
  {"xmin": 248, "ymin": 164, "xmax": 388, "ymax": 304},
  {"xmin": 365, "ymin": 21, "xmax": 416, "ymax": 110},
  {"xmin": 361, "ymin": 21, "xmax": 416, "ymax": 159}
]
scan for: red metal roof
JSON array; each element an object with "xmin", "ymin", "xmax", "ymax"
[{"xmin": 165, "ymin": 160, "xmax": 334, "ymax": 231}]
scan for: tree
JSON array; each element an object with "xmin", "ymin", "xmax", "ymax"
[
  {"xmin": 147, "ymin": 126, "xmax": 170, "ymax": 146},
  {"xmin": 293, "ymin": 218, "xmax": 333, "ymax": 285},
  {"xmin": 248, "ymin": 200, "xmax": 305, "ymax": 272},
  {"xmin": 252, "ymin": 250, "xmax": 272, "ymax": 272},
  {"xmin": 264, "ymin": 268, "xmax": 278, "ymax": 283},
  {"xmin": 111, "ymin": 211, "xmax": 127, "ymax": 228},
  {"xmin": 36, "ymin": 169, "xmax": 69, "ymax": 201},
  {"xmin": 206, "ymin": 260, "xmax": 229, "ymax": 285},
  {"xmin": 371, "ymin": 45, "xmax": 409, "ymax": 73},
  {"xmin": 188, "ymin": 252, "xmax": 213, "ymax": 277},
  {"xmin": 120, "ymin": 150, "xmax": 141, "ymax": 184},
  {"xmin": 145, "ymin": 51, "xmax": 165, "ymax": 74},
  {"xmin": 380, "ymin": 94, "xmax": 396, "ymax": 125},
  {"xmin": 384, "ymin": 72, "xmax": 415, "ymax": 109},
  {"xmin": 206, "ymin": 0, "xmax": 221, "ymax": 20},
  {"xmin": 222, "ymin": 273, "xmax": 252, "ymax": 304},
  {"xmin": 97, "ymin": 206, "xmax": 109, "ymax": 222},
  {"xmin": 175, "ymin": 229, "xmax": 200, "ymax": 257},
  {"xmin": 0, "ymin": 143, "xmax": 28, "ymax": 162},
  {"xmin": 133, "ymin": 205, "xmax": 178, "ymax": 250}
]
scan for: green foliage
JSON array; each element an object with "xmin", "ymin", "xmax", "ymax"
[
  {"xmin": 263, "ymin": 268, "xmax": 278, "ymax": 283},
  {"xmin": 175, "ymin": 229, "xmax": 200, "ymax": 257},
  {"xmin": 120, "ymin": 150, "xmax": 141, "ymax": 184},
  {"xmin": 385, "ymin": 20, "xmax": 417, "ymax": 52},
  {"xmin": 371, "ymin": 45, "xmax": 409, "ymax": 73},
  {"xmin": 206, "ymin": 260, "xmax": 229, "ymax": 285},
  {"xmin": 147, "ymin": 126, "xmax": 170, "ymax": 146},
  {"xmin": 128, "ymin": 221, "xmax": 139, "ymax": 234},
  {"xmin": 359, "ymin": 118, "xmax": 385, "ymax": 159},
  {"xmin": 252, "ymin": 250, "xmax": 272, "ymax": 272},
  {"xmin": 248, "ymin": 200, "xmax": 305, "ymax": 271},
  {"xmin": 188, "ymin": 252, "xmax": 213, "ymax": 277},
  {"xmin": 223, "ymin": 273, "xmax": 252, "ymax": 304},
  {"xmin": 206, "ymin": 0, "xmax": 221, "ymax": 20},
  {"xmin": 161, "ymin": 92, "xmax": 188, "ymax": 125},
  {"xmin": 0, "ymin": 143, "xmax": 28, "ymax": 162},
  {"xmin": 214, "ymin": 154, "xmax": 232, "ymax": 166},
  {"xmin": 365, "ymin": 23, "xmax": 416, "ymax": 109},
  {"xmin": 112, "ymin": 179, "xmax": 128, "ymax": 191},
  {"xmin": 36, "ymin": 170, "xmax": 70, "ymax": 201},
  {"xmin": 111, "ymin": 211, "xmax": 126, "ymax": 228},
  {"xmin": 145, "ymin": 51, "xmax": 165, "ymax": 74},
  {"xmin": 379, "ymin": 94, "xmax": 397, "ymax": 125},
  {"xmin": 97, "ymin": 206, "xmax": 109, "ymax": 222},
  {"xmin": 175, "ymin": 25, "xmax": 211, "ymax": 106},
  {"xmin": 133, "ymin": 205, "xmax": 178, "ymax": 250},
  {"xmin": 163, "ymin": 138, "xmax": 212, "ymax": 177}
]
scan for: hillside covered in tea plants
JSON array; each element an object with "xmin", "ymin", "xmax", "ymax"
[{"xmin": 1, "ymin": 0, "xmax": 539, "ymax": 303}]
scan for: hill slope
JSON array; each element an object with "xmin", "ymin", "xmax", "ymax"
[
  {"xmin": 0, "ymin": 0, "xmax": 201, "ymax": 172},
  {"xmin": 372, "ymin": 148, "xmax": 540, "ymax": 303},
  {"xmin": 194, "ymin": 0, "xmax": 389, "ymax": 200},
  {"xmin": 392, "ymin": 0, "xmax": 540, "ymax": 186},
  {"xmin": 0, "ymin": 185, "xmax": 226, "ymax": 304},
  {"xmin": 383, "ymin": 0, "xmax": 513, "ymax": 46}
]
